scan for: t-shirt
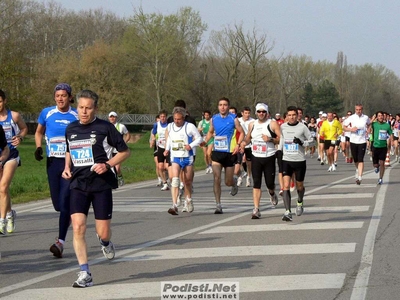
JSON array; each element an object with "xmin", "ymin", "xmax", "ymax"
[
  {"xmin": 372, "ymin": 121, "xmax": 392, "ymax": 148},
  {"xmin": 343, "ymin": 114, "xmax": 370, "ymax": 144}
]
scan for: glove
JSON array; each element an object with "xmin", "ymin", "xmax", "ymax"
[
  {"xmin": 34, "ymin": 147, "xmax": 44, "ymax": 161},
  {"xmin": 293, "ymin": 137, "xmax": 303, "ymax": 146}
]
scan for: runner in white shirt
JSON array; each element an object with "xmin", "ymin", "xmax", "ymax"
[
  {"xmin": 343, "ymin": 104, "xmax": 371, "ymax": 185},
  {"xmin": 238, "ymin": 106, "xmax": 254, "ymax": 187}
]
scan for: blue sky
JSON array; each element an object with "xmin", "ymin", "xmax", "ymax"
[{"xmin": 57, "ymin": 0, "xmax": 400, "ymax": 76}]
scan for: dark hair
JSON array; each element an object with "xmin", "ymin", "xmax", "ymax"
[
  {"xmin": 242, "ymin": 106, "xmax": 251, "ymax": 112},
  {"xmin": 287, "ymin": 106, "xmax": 298, "ymax": 114},
  {"xmin": 297, "ymin": 107, "xmax": 303, "ymax": 113},
  {"xmin": 0, "ymin": 89, "xmax": 6, "ymax": 100},
  {"xmin": 174, "ymin": 99, "xmax": 186, "ymax": 109},
  {"xmin": 203, "ymin": 110, "xmax": 211, "ymax": 115},
  {"xmin": 229, "ymin": 106, "xmax": 237, "ymax": 114},
  {"xmin": 76, "ymin": 89, "xmax": 99, "ymax": 107},
  {"xmin": 219, "ymin": 97, "xmax": 230, "ymax": 105},
  {"xmin": 159, "ymin": 109, "xmax": 168, "ymax": 116}
]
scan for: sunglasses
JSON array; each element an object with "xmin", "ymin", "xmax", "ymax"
[{"xmin": 257, "ymin": 110, "xmax": 267, "ymax": 114}]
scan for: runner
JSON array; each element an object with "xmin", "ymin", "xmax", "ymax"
[
  {"xmin": 371, "ymin": 111, "xmax": 393, "ymax": 184},
  {"xmin": 0, "ymin": 89, "xmax": 28, "ymax": 235},
  {"xmin": 238, "ymin": 106, "xmax": 254, "ymax": 187},
  {"xmin": 164, "ymin": 107, "xmax": 202, "ymax": 215},
  {"xmin": 198, "ymin": 110, "xmax": 213, "ymax": 174},
  {"xmin": 240, "ymin": 103, "xmax": 281, "ymax": 219},
  {"xmin": 204, "ymin": 97, "xmax": 244, "ymax": 214},
  {"xmin": 319, "ymin": 112, "xmax": 343, "ymax": 172},
  {"xmin": 279, "ymin": 106, "xmax": 312, "ymax": 221},
  {"xmin": 35, "ymin": 83, "xmax": 79, "ymax": 257},
  {"xmin": 62, "ymin": 89, "xmax": 130, "ymax": 288},
  {"xmin": 108, "ymin": 111, "xmax": 131, "ymax": 187},
  {"xmin": 343, "ymin": 104, "xmax": 371, "ymax": 185}
]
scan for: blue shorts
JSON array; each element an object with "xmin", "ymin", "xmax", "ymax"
[
  {"xmin": 70, "ymin": 188, "xmax": 113, "ymax": 220},
  {"xmin": 171, "ymin": 156, "xmax": 194, "ymax": 169}
]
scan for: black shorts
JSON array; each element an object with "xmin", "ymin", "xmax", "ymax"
[
  {"xmin": 324, "ymin": 140, "xmax": 336, "ymax": 150},
  {"xmin": 319, "ymin": 139, "xmax": 325, "ymax": 144},
  {"xmin": 251, "ymin": 155, "xmax": 276, "ymax": 190},
  {"xmin": 211, "ymin": 151, "xmax": 236, "ymax": 168},
  {"xmin": 156, "ymin": 147, "xmax": 170, "ymax": 164},
  {"xmin": 350, "ymin": 143, "xmax": 367, "ymax": 163},
  {"xmin": 244, "ymin": 148, "xmax": 253, "ymax": 161},
  {"xmin": 282, "ymin": 160, "xmax": 307, "ymax": 182},
  {"xmin": 372, "ymin": 147, "xmax": 387, "ymax": 165},
  {"xmin": 393, "ymin": 136, "xmax": 399, "ymax": 141},
  {"xmin": 70, "ymin": 188, "xmax": 113, "ymax": 220},
  {"xmin": 345, "ymin": 136, "xmax": 350, "ymax": 142},
  {"xmin": 235, "ymin": 152, "xmax": 244, "ymax": 164}
]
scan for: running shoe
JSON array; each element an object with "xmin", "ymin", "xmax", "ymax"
[
  {"xmin": 296, "ymin": 202, "xmax": 304, "ymax": 216},
  {"xmin": 161, "ymin": 183, "xmax": 169, "ymax": 191},
  {"xmin": 0, "ymin": 219, "xmax": 7, "ymax": 235},
  {"xmin": 331, "ymin": 164, "xmax": 336, "ymax": 171},
  {"xmin": 205, "ymin": 167, "xmax": 210, "ymax": 174},
  {"xmin": 182, "ymin": 202, "xmax": 188, "ymax": 212},
  {"xmin": 279, "ymin": 189, "xmax": 283, "ymax": 196},
  {"xmin": 6, "ymin": 209, "xmax": 16, "ymax": 234},
  {"xmin": 214, "ymin": 204, "xmax": 223, "ymax": 214},
  {"xmin": 251, "ymin": 208, "xmax": 261, "ymax": 219},
  {"xmin": 378, "ymin": 178, "xmax": 383, "ymax": 185},
  {"xmin": 186, "ymin": 198, "xmax": 194, "ymax": 213},
  {"xmin": 100, "ymin": 241, "xmax": 115, "ymax": 260},
  {"xmin": 334, "ymin": 161, "xmax": 337, "ymax": 167},
  {"xmin": 230, "ymin": 179, "xmax": 238, "ymax": 196},
  {"xmin": 270, "ymin": 193, "xmax": 278, "ymax": 207},
  {"xmin": 237, "ymin": 176, "xmax": 243, "ymax": 186},
  {"xmin": 328, "ymin": 166, "xmax": 332, "ymax": 172},
  {"xmin": 156, "ymin": 178, "xmax": 162, "ymax": 187},
  {"xmin": 374, "ymin": 167, "xmax": 380, "ymax": 174},
  {"xmin": 320, "ymin": 161, "xmax": 324, "ymax": 165},
  {"xmin": 117, "ymin": 175, "xmax": 124, "ymax": 187},
  {"xmin": 246, "ymin": 177, "xmax": 251, "ymax": 187},
  {"xmin": 168, "ymin": 206, "xmax": 179, "ymax": 215},
  {"xmin": 290, "ymin": 181, "xmax": 295, "ymax": 192},
  {"xmin": 282, "ymin": 210, "xmax": 292, "ymax": 222},
  {"xmin": 356, "ymin": 179, "xmax": 361, "ymax": 185},
  {"xmin": 72, "ymin": 271, "xmax": 93, "ymax": 288},
  {"xmin": 50, "ymin": 238, "xmax": 64, "ymax": 258},
  {"xmin": 317, "ymin": 156, "xmax": 321, "ymax": 161}
]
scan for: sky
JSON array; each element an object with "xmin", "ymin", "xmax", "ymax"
[{"xmin": 56, "ymin": 0, "xmax": 400, "ymax": 76}]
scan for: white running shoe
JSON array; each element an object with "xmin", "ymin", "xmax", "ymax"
[
  {"xmin": 100, "ymin": 241, "xmax": 115, "ymax": 260},
  {"xmin": 0, "ymin": 219, "xmax": 7, "ymax": 235},
  {"xmin": 186, "ymin": 198, "xmax": 194, "ymax": 213},
  {"xmin": 246, "ymin": 177, "xmax": 251, "ymax": 187},
  {"xmin": 328, "ymin": 166, "xmax": 332, "ymax": 172},
  {"xmin": 6, "ymin": 209, "xmax": 16, "ymax": 234},
  {"xmin": 331, "ymin": 164, "xmax": 336, "ymax": 171},
  {"xmin": 72, "ymin": 271, "xmax": 93, "ymax": 288},
  {"xmin": 237, "ymin": 176, "xmax": 243, "ymax": 186},
  {"xmin": 161, "ymin": 183, "xmax": 169, "ymax": 191}
]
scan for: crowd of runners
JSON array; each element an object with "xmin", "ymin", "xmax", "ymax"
[{"xmin": 152, "ymin": 99, "xmax": 397, "ymax": 221}]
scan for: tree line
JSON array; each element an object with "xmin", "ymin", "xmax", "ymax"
[{"xmin": 1, "ymin": 0, "xmax": 399, "ymax": 119}]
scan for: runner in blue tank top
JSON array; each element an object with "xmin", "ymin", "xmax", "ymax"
[
  {"xmin": 0, "ymin": 89, "xmax": 28, "ymax": 235},
  {"xmin": 34, "ymin": 83, "xmax": 79, "ymax": 258}
]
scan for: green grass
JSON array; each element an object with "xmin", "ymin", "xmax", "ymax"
[{"xmin": 11, "ymin": 132, "xmax": 207, "ymax": 204}]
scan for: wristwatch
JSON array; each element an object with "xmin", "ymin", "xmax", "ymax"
[{"xmin": 105, "ymin": 163, "xmax": 111, "ymax": 170}]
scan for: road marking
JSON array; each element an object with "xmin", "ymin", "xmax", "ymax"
[
  {"xmin": 115, "ymin": 243, "xmax": 356, "ymax": 262},
  {"xmin": 304, "ymin": 193, "xmax": 374, "ymax": 199},
  {"xmin": 350, "ymin": 164, "xmax": 393, "ymax": 299},
  {"xmin": 262, "ymin": 206, "xmax": 370, "ymax": 214},
  {"xmin": 329, "ymin": 184, "xmax": 377, "ymax": 188},
  {"xmin": 200, "ymin": 221, "xmax": 364, "ymax": 234},
  {"xmin": 4, "ymin": 273, "xmax": 346, "ymax": 299}
]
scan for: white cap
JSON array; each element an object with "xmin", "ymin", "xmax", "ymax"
[
  {"xmin": 108, "ymin": 111, "xmax": 118, "ymax": 117},
  {"xmin": 322, "ymin": 113, "xmax": 327, "ymax": 117},
  {"xmin": 319, "ymin": 111, "xmax": 323, "ymax": 115},
  {"xmin": 255, "ymin": 103, "xmax": 269, "ymax": 113},
  {"xmin": 275, "ymin": 112, "xmax": 280, "ymax": 116}
]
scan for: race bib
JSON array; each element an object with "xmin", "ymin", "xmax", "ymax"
[
  {"xmin": 171, "ymin": 139, "xmax": 186, "ymax": 157},
  {"xmin": 356, "ymin": 129, "xmax": 365, "ymax": 136},
  {"xmin": 69, "ymin": 139, "xmax": 94, "ymax": 167},
  {"xmin": 157, "ymin": 133, "xmax": 166, "ymax": 147},
  {"xmin": 310, "ymin": 131, "xmax": 316, "ymax": 138},
  {"xmin": 252, "ymin": 140, "xmax": 267, "ymax": 155},
  {"xmin": 2, "ymin": 124, "xmax": 13, "ymax": 143},
  {"xmin": 214, "ymin": 136, "xmax": 228, "ymax": 151},
  {"xmin": 378, "ymin": 130, "xmax": 388, "ymax": 140},
  {"xmin": 49, "ymin": 136, "xmax": 67, "ymax": 157},
  {"xmin": 284, "ymin": 139, "xmax": 298, "ymax": 154}
]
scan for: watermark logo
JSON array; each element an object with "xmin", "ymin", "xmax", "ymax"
[{"xmin": 161, "ymin": 281, "xmax": 239, "ymax": 299}]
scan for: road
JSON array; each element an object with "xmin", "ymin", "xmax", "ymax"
[{"xmin": 0, "ymin": 154, "xmax": 399, "ymax": 299}]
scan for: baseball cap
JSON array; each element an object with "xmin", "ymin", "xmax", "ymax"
[
  {"xmin": 275, "ymin": 113, "xmax": 280, "ymax": 116},
  {"xmin": 319, "ymin": 111, "xmax": 323, "ymax": 115},
  {"xmin": 322, "ymin": 113, "xmax": 327, "ymax": 117},
  {"xmin": 108, "ymin": 111, "xmax": 118, "ymax": 117}
]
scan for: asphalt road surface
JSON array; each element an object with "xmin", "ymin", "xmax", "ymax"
[{"xmin": 1, "ymin": 153, "xmax": 399, "ymax": 300}]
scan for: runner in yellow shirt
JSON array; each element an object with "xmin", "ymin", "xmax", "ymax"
[{"xmin": 319, "ymin": 112, "xmax": 343, "ymax": 172}]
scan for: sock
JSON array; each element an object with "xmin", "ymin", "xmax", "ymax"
[
  {"xmin": 58, "ymin": 239, "xmax": 65, "ymax": 245},
  {"xmin": 282, "ymin": 190, "xmax": 291, "ymax": 212},
  {"xmin": 80, "ymin": 263, "xmax": 90, "ymax": 273},
  {"xmin": 99, "ymin": 238, "xmax": 109, "ymax": 247},
  {"xmin": 297, "ymin": 188, "xmax": 305, "ymax": 203}
]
